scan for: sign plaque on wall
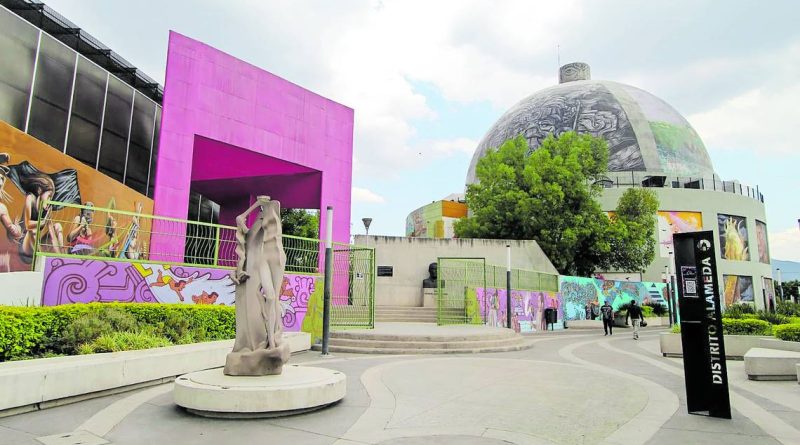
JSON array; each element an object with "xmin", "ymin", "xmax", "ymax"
[{"xmin": 673, "ymin": 231, "xmax": 731, "ymax": 419}]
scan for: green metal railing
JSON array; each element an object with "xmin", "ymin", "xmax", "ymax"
[
  {"xmin": 436, "ymin": 257, "xmax": 558, "ymax": 325},
  {"xmin": 32, "ymin": 200, "xmax": 376, "ymax": 329}
]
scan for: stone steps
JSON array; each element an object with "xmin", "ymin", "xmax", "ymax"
[
  {"xmin": 316, "ymin": 322, "xmax": 530, "ymax": 354},
  {"xmin": 375, "ymin": 306, "xmax": 440, "ymax": 323}
]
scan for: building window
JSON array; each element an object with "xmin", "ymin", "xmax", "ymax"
[
  {"xmin": 97, "ymin": 76, "xmax": 133, "ymax": 182},
  {"xmin": 66, "ymin": 57, "xmax": 107, "ymax": 168},
  {"xmin": 27, "ymin": 34, "xmax": 76, "ymax": 151},
  {"xmin": 0, "ymin": 8, "xmax": 38, "ymax": 130},
  {"xmin": 124, "ymin": 91, "xmax": 156, "ymax": 195}
]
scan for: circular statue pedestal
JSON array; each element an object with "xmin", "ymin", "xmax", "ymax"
[{"xmin": 173, "ymin": 364, "xmax": 346, "ymax": 418}]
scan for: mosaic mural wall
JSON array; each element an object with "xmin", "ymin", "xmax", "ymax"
[
  {"xmin": 558, "ymin": 276, "xmax": 667, "ymax": 321},
  {"xmin": 717, "ymin": 214, "xmax": 749, "ymax": 261},
  {"xmin": 657, "ymin": 211, "xmax": 703, "ymax": 257},
  {"xmin": 722, "ymin": 274, "xmax": 754, "ymax": 307},
  {"xmin": 406, "ymin": 200, "xmax": 467, "ymax": 238},
  {"xmin": 40, "ymin": 256, "xmax": 320, "ymax": 332},
  {"xmin": 0, "ymin": 122, "xmax": 153, "ymax": 273},
  {"xmin": 756, "ymin": 220, "xmax": 770, "ymax": 264},
  {"xmin": 473, "ymin": 287, "xmax": 562, "ymax": 333}
]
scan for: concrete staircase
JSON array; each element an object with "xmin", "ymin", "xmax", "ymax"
[
  {"xmin": 375, "ymin": 306, "xmax": 437, "ymax": 323},
  {"xmin": 318, "ymin": 323, "xmax": 532, "ymax": 354}
]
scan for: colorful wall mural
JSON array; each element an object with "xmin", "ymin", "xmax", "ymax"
[
  {"xmin": 558, "ymin": 276, "xmax": 667, "ymax": 321},
  {"xmin": 722, "ymin": 275, "xmax": 754, "ymax": 306},
  {"xmin": 756, "ymin": 220, "xmax": 770, "ymax": 264},
  {"xmin": 717, "ymin": 214, "xmax": 749, "ymax": 261},
  {"xmin": 40, "ymin": 256, "xmax": 320, "ymax": 332},
  {"xmin": 657, "ymin": 211, "xmax": 703, "ymax": 257},
  {"xmin": 0, "ymin": 122, "xmax": 153, "ymax": 272},
  {"xmin": 473, "ymin": 287, "xmax": 562, "ymax": 333}
]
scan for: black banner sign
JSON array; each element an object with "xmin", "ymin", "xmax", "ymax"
[{"xmin": 673, "ymin": 230, "xmax": 731, "ymax": 419}]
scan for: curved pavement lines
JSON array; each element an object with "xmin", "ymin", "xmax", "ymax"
[
  {"xmin": 75, "ymin": 383, "xmax": 174, "ymax": 437},
  {"xmin": 599, "ymin": 338, "xmax": 800, "ymax": 445},
  {"xmin": 558, "ymin": 336, "xmax": 680, "ymax": 445}
]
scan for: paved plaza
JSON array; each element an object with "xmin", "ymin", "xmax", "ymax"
[{"xmin": 2, "ymin": 328, "xmax": 799, "ymax": 445}]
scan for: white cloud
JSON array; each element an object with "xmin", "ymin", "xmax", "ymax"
[
  {"xmin": 352, "ymin": 187, "xmax": 386, "ymax": 204},
  {"xmin": 770, "ymin": 228, "xmax": 800, "ymax": 262},
  {"xmin": 428, "ymin": 137, "xmax": 478, "ymax": 157}
]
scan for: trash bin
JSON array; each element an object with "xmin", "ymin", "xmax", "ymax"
[{"xmin": 544, "ymin": 308, "xmax": 558, "ymax": 330}]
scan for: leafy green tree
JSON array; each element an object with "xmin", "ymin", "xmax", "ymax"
[
  {"xmin": 281, "ymin": 209, "xmax": 319, "ymax": 238},
  {"xmin": 778, "ymin": 280, "xmax": 799, "ymax": 300},
  {"xmin": 455, "ymin": 132, "xmax": 659, "ymax": 276}
]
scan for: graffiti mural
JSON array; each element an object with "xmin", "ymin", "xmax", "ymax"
[
  {"xmin": 657, "ymin": 211, "xmax": 702, "ymax": 257},
  {"xmin": 473, "ymin": 287, "xmax": 562, "ymax": 333},
  {"xmin": 558, "ymin": 276, "xmax": 667, "ymax": 321},
  {"xmin": 717, "ymin": 214, "xmax": 749, "ymax": 261},
  {"xmin": 723, "ymin": 275, "xmax": 754, "ymax": 307},
  {"xmin": 0, "ymin": 122, "xmax": 153, "ymax": 272},
  {"xmin": 40, "ymin": 256, "xmax": 320, "ymax": 332},
  {"xmin": 756, "ymin": 220, "xmax": 770, "ymax": 264}
]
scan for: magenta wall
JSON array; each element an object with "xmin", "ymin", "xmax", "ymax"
[{"xmin": 151, "ymin": 31, "xmax": 353, "ymax": 256}]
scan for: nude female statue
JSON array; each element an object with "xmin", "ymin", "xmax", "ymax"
[{"xmin": 224, "ymin": 196, "xmax": 291, "ymax": 376}]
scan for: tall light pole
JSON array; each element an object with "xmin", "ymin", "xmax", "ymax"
[
  {"xmin": 321, "ymin": 206, "xmax": 334, "ymax": 356},
  {"xmin": 362, "ymin": 217, "xmax": 372, "ymax": 236},
  {"xmin": 777, "ymin": 267, "xmax": 784, "ymax": 302}
]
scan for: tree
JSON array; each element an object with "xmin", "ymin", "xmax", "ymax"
[
  {"xmin": 778, "ymin": 280, "xmax": 800, "ymax": 301},
  {"xmin": 280, "ymin": 209, "xmax": 319, "ymax": 238},
  {"xmin": 455, "ymin": 132, "xmax": 659, "ymax": 276}
]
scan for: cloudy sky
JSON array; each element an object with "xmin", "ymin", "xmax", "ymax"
[{"xmin": 44, "ymin": 0, "xmax": 800, "ymax": 261}]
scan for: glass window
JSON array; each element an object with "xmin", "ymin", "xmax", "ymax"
[
  {"xmin": 0, "ymin": 8, "xmax": 39, "ymax": 129},
  {"xmin": 28, "ymin": 34, "xmax": 76, "ymax": 150},
  {"xmin": 147, "ymin": 107, "xmax": 161, "ymax": 198},
  {"xmin": 66, "ymin": 57, "xmax": 106, "ymax": 168},
  {"xmin": 124, "ymin": 91, "xmax": 155, "ymax": 195},
  {"xmin": 98, "ymin": 76, "xmax": 133, "ymax": 182}
]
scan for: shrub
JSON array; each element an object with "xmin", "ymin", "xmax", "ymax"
[
  {"xmin": 722, "ymin": 318, "xmax": 772, "ymax": 336},
  {"xmin": 773, "ymin": 324, "xmax": 800, "ymax": 342},
  {"xmin": 617, "ymin": 303, "xmax": 654, "ymax": 318},
  {"xmin": 776, "ymin": 301, "xmax": 800, "ymax": 317},
  {"xmin": 0, "ymin": 303, "xmax": 236, "ymax": 361},
  {"xmin": 643, "ymin": 302, "xmax": 668, "ymax": 316},
  {"xmin": 79, "ymin": 331, "xmax": 173, "ymax": 354},
  {"xmin": 670, "ymin": 324, "xmax": 681, "ymax": 334},
  {"xmin": 723, "ymin": 303, "xmax": 756, "ymax": 319},
  {"xmin": 756, "ymin": 311, "xmax": 790, "ymax": 326}
]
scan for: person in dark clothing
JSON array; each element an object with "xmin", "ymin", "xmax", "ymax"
[
  {"xmin": 626, "ymin": 300, "xmax": 644, "ymax": 340},
  {"xmin": 600, "ymin": 300, "xmax": 614, "ymax": 336}
]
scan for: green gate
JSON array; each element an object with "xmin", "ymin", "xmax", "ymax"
[
  {"xmin": 436, "ymin": 257, "xmax": 486, "ymax": 325},
  {"xmin": 330, "ymin": 243, "xmax": 375, "ymax": 329}
]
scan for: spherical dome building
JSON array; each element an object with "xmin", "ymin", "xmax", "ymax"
[
  {"xmin": 466, "ymin": 62, "xmax": 714, "ymax": 185},
  {"xmin": 459, "ymin": 63, "xmax": 775, "ymax": 311}
]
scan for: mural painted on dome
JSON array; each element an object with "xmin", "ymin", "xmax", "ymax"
[
  {"xmin": 40, "ymin": 257, "xmax": 319, "ymax": 331},
  {"xmin": 558, "ymin": 276, "xmax": 667, "ymax": 321},
  {"xmin": 717, "ymin": 214, "xmax": 749, "ymax": 261},
  {"xmin": 468, "ymin": 82, "xmax": 643, "ymax": 184},
  {"xmin": 619, "ymin": 83, "xmax": 714, "ymax": 177},
  {"xmin": 473, "ymin": 287, "xmax": 562, "ymax": 332},
  {"xmin": 723, "ymin": 274, "xmax": 754, "ymax": 307},
  {"xmin": 657, "ymin": 211, "xmax": 703, "ymax": 258},
  {"xmin": 756, "ymin": 220, "xmax": 769, "ymax": 264}
]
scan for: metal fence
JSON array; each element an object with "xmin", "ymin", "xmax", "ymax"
[
  {"xmin": 436, "ymin": 257, "xmax": 559, "ymax": 325},
  {"xmin": 33, "ymin": 200, "xmax": 375, "ymax": 329}
]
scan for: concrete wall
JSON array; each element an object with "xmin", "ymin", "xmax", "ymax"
[
  {"xmin": 0, "ymin": 271, "xmax": 43, "ymax": 306},
  {"xmin": 598, "ymin": 187, "xmax": 773, "ymax": 310},
  {"xmin": 353, "ymin": 236, "xmax": 558, "ymax": 307}
]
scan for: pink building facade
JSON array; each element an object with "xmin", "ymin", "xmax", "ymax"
[{"xmin": 151, "ymin": 31, "xmax": 353, "ymax": 255}]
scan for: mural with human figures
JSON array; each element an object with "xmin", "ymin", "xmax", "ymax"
[
  {"xmin": 0, "ymin": 122, "xmax": 152, "ymax": 272},
  {"xmin": 40, "ymin": 257, "xmax": 320, "ymax": 332},
  {"xmin": 473, "ymin": 287, "xmax": 562, "ymax": 333}
]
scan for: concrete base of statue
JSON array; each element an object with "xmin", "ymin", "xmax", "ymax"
[{"xmin": 174, "ymin": 365, "xmax": 346, "ymax": 418}]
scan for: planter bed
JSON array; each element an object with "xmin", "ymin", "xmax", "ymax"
[
  {"xmin": 659, "ymin": 333, "xmax": 770, "ymax": 360},
  {"xmin": 0, "ymin": 332, "xmax": 310, "ymax": 416}
]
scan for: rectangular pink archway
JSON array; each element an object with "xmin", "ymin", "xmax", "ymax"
[{"xmin": 151, "ymin": 31, "xmax": 353, "ymax": 257}]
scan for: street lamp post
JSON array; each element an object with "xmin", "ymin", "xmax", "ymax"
[
  {"xmin": 506, "ymin": 244, "xmax": 512, "ymax": 330},
  {"xmin": 362, "ymin": 217, "xmax": 372, "ymax": 236},
  {"xmin": 777, "ymin": 268, "xmax": 784, "ymax": 302}
]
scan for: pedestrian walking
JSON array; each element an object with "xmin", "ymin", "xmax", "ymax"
[
  {"xmin": 600, "ymin": 300, "xmax": 614, "ymax": 336},
  {"xmin": 626, "ymin": 300, "xmax": 644, "ymax": 340}
]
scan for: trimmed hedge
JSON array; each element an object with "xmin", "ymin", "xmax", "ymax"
[
  {"xmin": 722, "ymin": 318, "xmax": 772, "ymax": 336},
  {"xmin": 773, "ymin": 324, "xmax": 800, "ymax": 342},
  {"xmin": 0, "ymin": 303, "xmax": 235, "ymax": 361}
]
